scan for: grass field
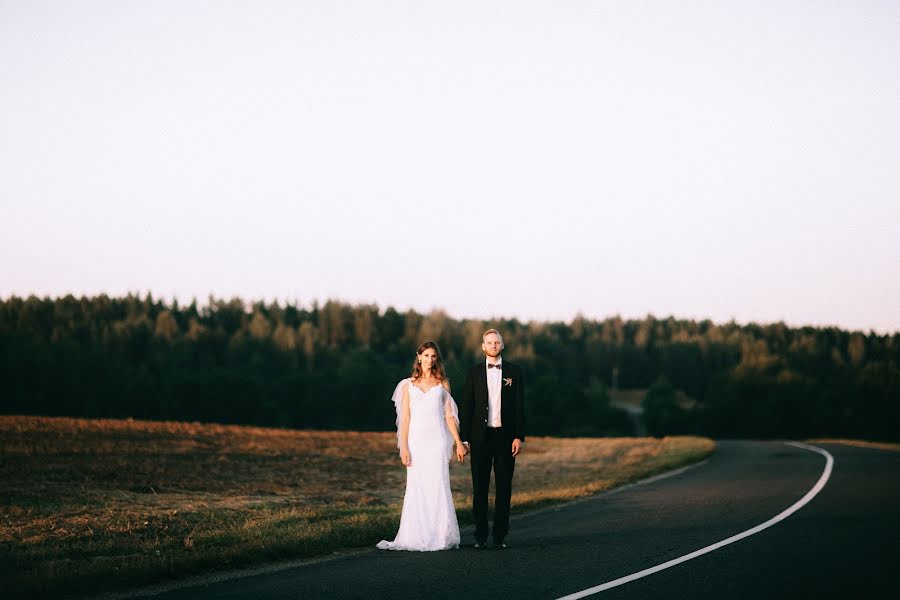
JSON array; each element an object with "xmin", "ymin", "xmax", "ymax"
[
  {"xmin": 1, "ymin": 416, "xmax": 715, "ymax": 598},
  {"xmin": 807, "ymin": 438, "xmax": 900, "ymax": 452}
]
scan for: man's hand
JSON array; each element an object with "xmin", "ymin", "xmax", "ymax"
[{"xmin": 511, "ymin": 438, "xmax": 523, "ymax": 457}]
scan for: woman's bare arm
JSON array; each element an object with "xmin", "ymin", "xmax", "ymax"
[{"xmin": 399, "ymin": 384, "xmax": 412, "ymax": 466}]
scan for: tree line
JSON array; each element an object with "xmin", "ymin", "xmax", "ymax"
[{"xmin": 1, "ymin": 294, "xmax": 897, "ymax": 440}]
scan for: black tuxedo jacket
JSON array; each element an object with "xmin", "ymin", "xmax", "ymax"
[{"xmin": 460, "ymin": 359, "xmax": 525, "ymax": 447}]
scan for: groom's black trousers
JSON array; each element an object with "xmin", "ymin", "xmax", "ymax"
[{"xmin": 471, "ymin": 427, "xmax": 516, "ymax": 542}]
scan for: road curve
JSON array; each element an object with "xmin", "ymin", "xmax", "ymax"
[{"xmin": 138, "ymin": 440, "xmax": 900, "ymax": 600}]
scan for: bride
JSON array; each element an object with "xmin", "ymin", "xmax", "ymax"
[{"xmin": 377, "ymin": 341, "xmax": 467, "ymax": 551}]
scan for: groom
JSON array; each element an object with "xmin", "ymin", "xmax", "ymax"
[{"xmin": 460, "ymin": 328, "xmax": 525, "ymax": 549}]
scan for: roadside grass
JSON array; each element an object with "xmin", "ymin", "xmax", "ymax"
[
  {"xmin": 806, "ymin": 438, "xmax": 900, "ymax": 452},
  {"xmin": 1, "ymin": 416, "xmax": 715, "ymax": 598}
]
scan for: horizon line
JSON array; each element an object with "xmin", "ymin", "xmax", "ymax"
[{"xmin": 2, "ymin": 290, "xmax": 897, "ymax": 337}]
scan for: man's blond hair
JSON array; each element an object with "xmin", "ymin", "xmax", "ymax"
[{"xmin": 482, "ymin": 328, "xmax": 504, "ymax": 344}]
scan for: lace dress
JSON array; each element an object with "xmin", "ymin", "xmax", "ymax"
[{"xmin": 377, "ymin": 379, "xmax": 461, "ymax": 551}]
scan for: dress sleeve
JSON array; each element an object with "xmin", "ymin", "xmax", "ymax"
[
  {"xmin": 443, "ymin": 387, "xmax": 459, "ymax": 427},
  {"xmin": 390, "ymin": 379, "xmax": 410, "ymax": 449}
]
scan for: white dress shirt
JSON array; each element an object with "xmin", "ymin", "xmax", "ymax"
[{"xmin": 486, "ymin": 358, "xmax": 503, "ymax": 427}]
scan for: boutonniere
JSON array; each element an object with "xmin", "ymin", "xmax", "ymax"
[{"xmin": 503, "ymin": 377, "xmax": 513, "ymax": 387}]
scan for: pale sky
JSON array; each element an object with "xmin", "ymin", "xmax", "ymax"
[{"xmin": 2, "ymin": 1, "xmax": 898, "ymax": 333}]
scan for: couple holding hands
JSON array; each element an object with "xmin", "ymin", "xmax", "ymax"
[{"xmin": 377, "ymin": 329, "xmax": 525, "ymax": 551}]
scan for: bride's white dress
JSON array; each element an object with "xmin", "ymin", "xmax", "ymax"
[{"xmin": 376, "ymin": 379, "xmax": 461, "ymax": 551}]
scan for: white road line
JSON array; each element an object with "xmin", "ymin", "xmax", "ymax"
[{"xmin": 556, "ymin": 441, "xmax": 834, "ymax": 600}]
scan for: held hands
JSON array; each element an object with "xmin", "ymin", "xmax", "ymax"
[
  {"xmin": 511, "ymin": 438, "xmax": 523, "ymax": 457},
  {"xmin": 400, "ymin": 446, "xmax": 412, "ymax": 467},
  {"xmin": 455, "ymin": 441, "xmax": 469, "ymax": 463}
]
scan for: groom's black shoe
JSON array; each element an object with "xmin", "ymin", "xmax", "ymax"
[
  {"xmin": 474, "ymin": 540, "xmax": 487, "ymax": 550},
  {"xmin": 492, "ymin": 537, "xmax": 507, "ymax": 550}
]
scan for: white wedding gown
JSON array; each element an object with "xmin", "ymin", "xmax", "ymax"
[{"xmin": 377, "ymin": 379, "xmax": 461, "ymax": 551}]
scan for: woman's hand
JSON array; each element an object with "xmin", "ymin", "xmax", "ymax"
[
  {"xmin": 455, "ymin": 442, "xmax": 467, "ymax": 463},
  {"xmin": 400, "ymin": 446, "xmax": 412, "ymax": 467}
]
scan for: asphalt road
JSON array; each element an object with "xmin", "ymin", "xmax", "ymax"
[{"xmin": 140, "ymin": 441, "xmax": 900, "ymax": 600}]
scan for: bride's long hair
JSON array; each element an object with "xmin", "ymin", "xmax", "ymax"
[{"xmin": 410, "ymin": 340, "xmax": 447, "ymax": 382}]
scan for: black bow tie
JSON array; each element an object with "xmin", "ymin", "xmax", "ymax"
[{"xmin": 488, "ymin": 363, "xmax": 501, "ymax": 369}]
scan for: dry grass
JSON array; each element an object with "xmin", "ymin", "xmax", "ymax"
[
  {"xmin": 1, "ymin": 416, "xmax": 714, "ymax": 598},
  {"xmin": 807, "ymin": 438, "xmax": 900, "ymax": 452}
]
